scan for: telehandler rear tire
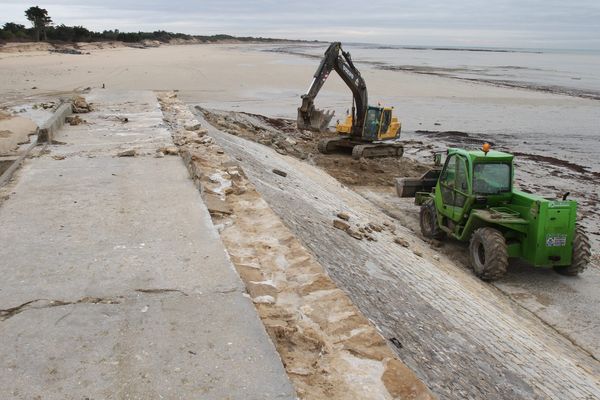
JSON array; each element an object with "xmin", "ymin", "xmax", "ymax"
[
  {"xmin": 420, "ymin": 200, "xmax": 445, "ymax": 240},
  {"xmin": 469, "ymin": 227, "xmax": 508, "ymax": 281},
  {"xmin": 553, "ymin": 226, "xmax": 591, "ymax": 276}
]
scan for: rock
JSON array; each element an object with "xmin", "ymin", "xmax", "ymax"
[
  {"xmin": 333, "ymin": 219, "xmax": 350, "ymax": 231},
  {"xmin": 159, "ymin": 146, "xmax": 179, "ymax": 155},
  {"xmin": 203, "ymin": 193, "xmax": 233, "ymax": 215},
  {"xmin": 155, "ymin": 151, "xmax": 165, "ymax": 158},
  {"xmin": 365, "ymin": 234, "xmax": 377, "ymax": 242},
  {"xmin": 52, "ymin": 155, "xmax": 66, "ymax": 160},
  {"xmin": 252, "ymin": 295, "xmax": 275, "ymax": 304},
  {"xmin": 100, "ymin": 115, "xmax": 128, "ymax": 123},
  {"xmin": 71, "ymin": 96, "xmax": 92, "ymax": 113},
  {"xmin": 231, "ymin": 181, "xmax": 247, "ymax": 195},
  {"xmin": 65, "ymin": 115, "xmax": 85, "ymax": 126},
  {"xmin": 347, "ymin": 228, "xmax": 363, "ymax": 240},
  {"xmin": 394, "ymin": 237, "xmax": 410, "ymax": 247},
  {"xmin": 433, "ymin": 255, "xmax": 440, "ymax": 261},
  {"xmin": 413, "ymin": 250, "xmax": 423, "ymax": 257},
  {"xmin": 117, "ymin": 149, "xmax": 136, "ymax": 157},
  {"xmin": 272, "ymin": 169, "xmax": 287, "ymax": 177},
  {"xmin": 368, "ymin": 222, "xmax": 384, "ymax": 232},
  {"xmin": 216, "ymin": 149, "xmax": 224, "ymax": 155},
  {"xmin": 198, "ymin": 136, "xmax": 214, "ymax": 145},
  {"xmin": 337, "ymin": 212, "xmax": 350, "ymax": 221},
  {"xmin": 246, "ymin": 280, "xmax": 277, "ymax": 299},
  {"xmin": 285, "ymin": 137, "xmax": 297, "ymax": 146},
  {"xmin": 185, "ymin": 123, "xmax": 202, "ymax": 131},
  {"xmin": 429, "ymin": 239, "xmax": 444, "ymax": 248}
]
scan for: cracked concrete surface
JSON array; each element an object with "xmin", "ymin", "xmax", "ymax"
[{"xmin": 0, "ymin": 90, "xmax": 295, "ymax": 399}]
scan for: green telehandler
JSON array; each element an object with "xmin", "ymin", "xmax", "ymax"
[{"xmin": 396, "ymin": 144, "xmax": 591, "ymax": 280}]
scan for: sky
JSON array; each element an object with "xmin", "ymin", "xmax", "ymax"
[{"xmin": 1, "ymin": 0, "xmax": 599, "ymax": 49}]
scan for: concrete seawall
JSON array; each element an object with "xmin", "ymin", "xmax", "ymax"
[{"xmin": 0, "ymin": 101, "xmax": 72, "ymax": 187}]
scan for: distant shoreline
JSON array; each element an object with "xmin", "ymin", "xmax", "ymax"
[
  {"xmin": 0, "ymin": 36, "xmax": 319, "ymax": 53},
  {"xmin": 266, "ymin": 45, "xmax": 600, "ymax": 102}
]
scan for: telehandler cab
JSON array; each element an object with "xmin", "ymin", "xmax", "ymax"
[{"xmin": 396, "ymin": 144, "xmax": 591, "ymax": 280}]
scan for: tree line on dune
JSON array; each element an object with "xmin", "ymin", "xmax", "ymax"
[{"xmin": 0, "ymin": 6, "xmax": 298, "ymax": 44}]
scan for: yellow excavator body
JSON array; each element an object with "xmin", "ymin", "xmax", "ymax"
[{"xmin": 336, "ymin": 107, "xmax": 401, "ymax": 140}]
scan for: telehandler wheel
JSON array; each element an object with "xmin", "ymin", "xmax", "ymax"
[
  {"xmin": 554, "ymin": 226, "xmax": 591, "ymax": 276},
  {"xmin": 469, "ymin": 227, "xmax": 508, "ymax": 281},
  {"xmin": 419, "ymin": 200, "xmax": 445, "ymax": 240}
]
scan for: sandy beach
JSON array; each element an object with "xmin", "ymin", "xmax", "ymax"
[
  {"xmin": 2, "ymin": 42, "xmax": 598, "ymax": 247},
  {"xmin": 2, "ymin": 41, "xmax": 600, "ymax": 399}
]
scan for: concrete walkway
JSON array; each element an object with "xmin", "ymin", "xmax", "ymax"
[{"xmin": 0, "ymin": 90, "xmax": 295, "ymax": 399}]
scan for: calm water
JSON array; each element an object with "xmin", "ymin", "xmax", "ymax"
[{"xmin": 269, "ymin": 43, "xmax": 600, "ymax": 99}]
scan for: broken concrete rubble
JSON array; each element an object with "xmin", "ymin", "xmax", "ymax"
[
  {"xmin": 394, "ymin": 237, "xmax": 410, "ymax": 247},
  {"xmin": 337, "ymin": 211, "xmax": 350, "ymax": 221},
  {"xmin": 159, "ymin": 146, "xmax": 179, "ymax": 155},
  {"xmin": 117, "ymin": 149, "xmax": 136, "ymax": 157},
  {"xmin": 71, "ymin": 96, "xmax": 92, "ymax": 113},
  {"xmin": 333, "ymin": 219, "xmax": 350, "ymax": 231},
  {"xmin": 65, "ymin": 115, "xmax": 85, "ymax": 126}
]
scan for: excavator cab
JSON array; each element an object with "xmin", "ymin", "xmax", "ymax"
[{"xmin": 337, "ymin": 106, "xmax": 401, "ymax": 141}]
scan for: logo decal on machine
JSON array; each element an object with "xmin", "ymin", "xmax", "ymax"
[{"xmin": 545, "ymin": 233, "xmax": 567, "ymax": 247}]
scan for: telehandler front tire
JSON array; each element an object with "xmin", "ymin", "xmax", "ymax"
[
  {"xmin": 469, "ymin": 227, "xmax": 508, "ymax": 281},
  {"xmin": 420, "ymin": 200, "xmax": 444, "ymax": 240},
  {"xmin": 554, "ymin": 226, "xmax": 591, "ymax": 276}
]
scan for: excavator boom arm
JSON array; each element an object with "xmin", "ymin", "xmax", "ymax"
[{"xmin": 297, "ymin": 42, "xmax": 368, "ymax": 133}]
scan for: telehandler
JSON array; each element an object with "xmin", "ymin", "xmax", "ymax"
[
  {"xmin": 396, "ymin": 144, "xmax": 591, "ymax": 280},
  {"xmin": 297, "ymin": 42, "xmax": 403, "ymax": 159}
]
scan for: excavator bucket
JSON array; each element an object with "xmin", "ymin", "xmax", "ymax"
[{"xmin": 297, "ymin": 107, "xmax": 334, "ymax": 132}]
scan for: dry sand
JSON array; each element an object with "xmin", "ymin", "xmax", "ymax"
[{"xmin": 0, "ymin": 112, "xmax": 37, "ymax": 155}]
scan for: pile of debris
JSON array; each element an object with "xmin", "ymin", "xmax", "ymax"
[
  {"xmin": 71, "ymin": 96, "xmax": 93, "ymax": 113},
  {"xmin": 332, "ymin": 211, "xmax": 397, "ymax": 242},
  {"xmin": 198, "ymin": 107, "xmax": 429, "ymax": 187}
]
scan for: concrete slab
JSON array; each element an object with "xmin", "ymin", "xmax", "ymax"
[{"xmin": 0, "ymin": 90, "xmax": 295, "ymax": 399}]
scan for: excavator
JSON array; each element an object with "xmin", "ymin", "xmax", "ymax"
[{"xmin": 297, "ymin": 42, "xmax": 403, "ymax": 159}]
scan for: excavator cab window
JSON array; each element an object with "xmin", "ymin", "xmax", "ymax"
[
  {"xmin": 363, "ymin": 106, "xmax": 382, "ymax": 139},
  {"xmin": 380, "ymin": 109, "xmax": 392, "ymax": 134}
]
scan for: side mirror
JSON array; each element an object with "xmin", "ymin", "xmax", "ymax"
[{"xmin": 434, "ymin": 153, "xmax": 442, "ymax": 167}]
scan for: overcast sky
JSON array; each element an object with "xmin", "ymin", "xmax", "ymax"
[{"xmin": 2, "ymin": 0, "xmax": 599, "ymax": 49}]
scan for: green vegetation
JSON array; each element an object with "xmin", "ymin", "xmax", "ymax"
[
  {"xmin": 1, "ymin": 6, "xmax": 298, "ymax": 44},
  {"xmin": 25, "ymin": 6, "xmax": 52, "ymax": 41}
]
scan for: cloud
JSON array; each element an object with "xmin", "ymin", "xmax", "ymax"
[{"xmin": 2, "ymin": 0, "xmax": 599, "ymax": 49}]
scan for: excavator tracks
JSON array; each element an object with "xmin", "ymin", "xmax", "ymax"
[
  {"xmin": 351, "ymin": 142, "xmax": 404, "ymax": 159},
  {"xmin": 317, "ymin": 137, "xmax": 404, "ymax": 159}
]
